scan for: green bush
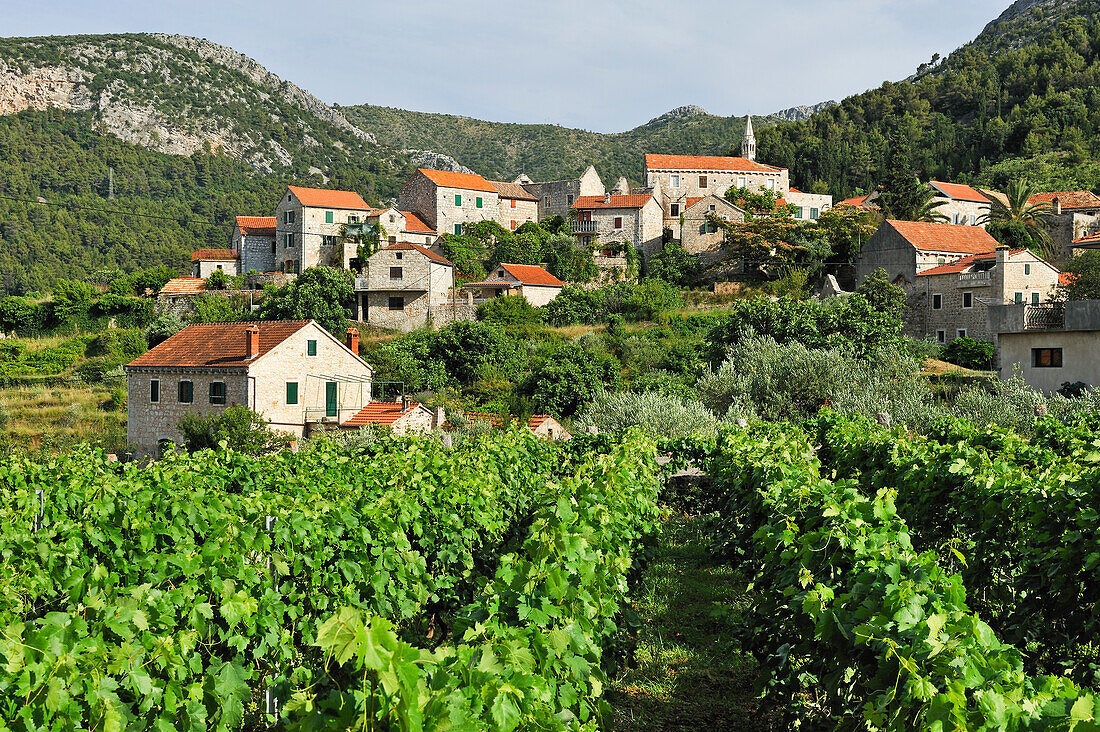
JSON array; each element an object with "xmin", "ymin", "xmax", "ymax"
[
  {"xmin": 74, "ymin": 357, "xmax": 115, "ymax": 384},
  {"xmin": 476, "ymin": 295, "xmax": 543, "ymax": 325},
  {"xmin": 543, "ymin": 281, "xmax": 683, "ymax": 325},
  {"xmin": 178, "ymin": 405, "xmax": 293, "ymax": 455},
  {"xmin": 85, "ymin": 328, "xmax": 147, "ymax": 363},
  {"xmin": 522, "ymin": 342, "xmax": 621, "ymax": 417},
  {"xmin": 574, "ymin": 389, "xmax": 719, "ymax": 439},
  {"xmin": 942, "ymin": 336, "xmax": 995, "ymax": 370},
  {"xmin": 144, "ymin": 312, "xmax": 185, "ymax": 347}
]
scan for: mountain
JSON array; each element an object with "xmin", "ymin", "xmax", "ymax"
[{"xmin": 768, "ymin": 101, "xmax": 837, "ymax": 122}]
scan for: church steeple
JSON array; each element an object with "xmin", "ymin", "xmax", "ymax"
[{"xmin": 741, "ymin": 115, "xmax": 756, "ymax": 161}]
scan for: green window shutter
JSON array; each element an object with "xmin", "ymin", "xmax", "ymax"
[
  {"xmin": 286, "ymin": 382, "xmax": 298, "ymax": 405},
  {"xmin": 476, "ymin": 197, "xmax": 483, "ymax": 208},
  {"xmin": 326, "ymin": 382, "xmax": 338, "ymax": 417},
  {"xmin": 454, "ymin": 223, "xmax": 462, "ymax": 235},
  {"xmin": 1025, "ymin": 263, "xmax": 1031, "ymax": 275},
  {"xmin": 455, "ymin": 194, "xmax": 462, "ymax": 206},
  {"xmin": 307, "ymin": 339, "xmax": 317, "ymax": 356},
  {"xmin": 325, "ymin": 210, "xmax": 334, "ymax": 223},
  {"xmin": 1032, "ymin": 292, "xmax": 1040, "ymax": 304},
  {"xmin": 294, "ymin": 259, "xmax": 300, "ymax": 274},
  {"xmin": 1015, "ymin": 292, "xmax": 1023, "ymax": 304}
]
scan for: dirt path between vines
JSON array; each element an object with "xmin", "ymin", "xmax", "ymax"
[{"xmin": 607, "ymin": 512, "xmax": 775, "ymax": 731}]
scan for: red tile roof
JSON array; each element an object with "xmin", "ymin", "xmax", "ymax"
[
  {"xmin": 127, "ymin": 321, "xmax": 311, "ymax": 369},
  {"xmin": 343, "ymin": 401, "xmax": 424, "ymax": 427},
  {"xmin": 573, "ymin": 194, "xmax": 653, "ymax": 210},
  {"xmin": 685, "ymin": 196, "xmax": 705, "ymax": 209},
  {"xmin": 917, "ymin": 251, "xmax": 997, "ymax": 276},
  {"xmin": 929, "ymin": 181, "xmax": 991, "ymax": 204},
  {"xmin": 400, "ymin": 211, "xmax": 435, "ymax": 233},
  {"xmin": 287, "ymin": 185, "xmax": 370, "ymax": 210},
  {"xmin": 1071, "ymin": 232, "xmax": 1100, "ymax": 246},
  {"xmin": 1028, "ymin": 191, "xmax": 1100, "ymax": 210},
  {"xmin": 645, "ymin": 153, "xmax": 784, "ymax": 173},
  {"xmin": 464, "ymin": 412, "xmax": 558, "ymax": 432},
  {"xmin": 490, "ymin": 180, "xmax": 538, "ymax": 201},
  {"xmin": 191, "ymin": 248, "xmax": 239, "ymax": 261},
  {"xmin": 236, "ymin": 215, "xmax": 276, "ymax": 235},
  {"xmin": 417, "ymin": 168, "xmax": 497, "ymax": 193},
  {"xmin": 886, "ymin": 220, "xmax": 1000, "ymax": 255},
  {"xmin": 497, "ymin": 263, "xmax": 565, "ymax": 287},
  {"xmin": 159, "ymin": 277, "xmax": 206, "ymax": 295},
  {"xmin": 381, "ymin": 243, "xmax": 453, "ymax": 265},
  {"xmin": 788, "ymin": 186, "xmax": 803, "ymax": 194}
]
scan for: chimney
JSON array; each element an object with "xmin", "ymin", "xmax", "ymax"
[
  {"xmin": 1052, "ymin": 197, "xmax": 1062, "ymax": 216},
  {"xmin": 246, "ymin": 324, "xmax": 260, "ymax": 359},
  {"xmin": 401, "ymin": 395, "xmax": 410, "ymax": 411},
  {"xmin": 604, "ymin": 192, "xmax": 611, "ymax": 204},
  {"xmin": 346, "ymin": 327, "xmax": 359, "ymax": 354}
]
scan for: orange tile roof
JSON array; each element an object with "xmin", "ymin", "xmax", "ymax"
[
  {"xmin": 644, "ymin": 153, "xmax": 784, "ymax": 173},
  {"xmin": 685, "ymin": 196, "xmax": 705, "ymax": 209},
  {"xmin": 417, "ymin": 168, "xmax": 497, "ymax": 193},
  {"xmin": 287, "ymin": 185, "xmax": 370, "ymax": 210},
  {"xmin": 1071, "ymin": 232, "xmax": 1100, "ymax": 246},
  {"xmin": 464, "ymin": 412, "xmax": 558, "ymax": 432},
  {"xmin": 236, "ymin": 215, "xmax": 276, "ymax": 235},
  {"xmin": 400, "ymin": 210, "xmax": 435, "ymax": 233},
  {"xmin": 929, "ymin": 181, "xmax": 991, "ymax": 203},
  {"xmin": 191, "ymin": 248, "xmax": 239, "ymax": 261},
  {"xmin": 788, "ymin": 186, "xmax": 803, "ymax": 194},
  {"xmin": 1028, "ymin": 191, "xmax": 1100, "ymax": 210},
  {"xmin": 343, "ymin": 401, "xmax": 424, "ymax": 427},
  {"xmin": 496, "ymin": 263, "xmax": 565, "ymax": 287},
  {"xmin": 886, "ymin": 220, "xmax": 1000, "ymax": 255},
  {"xmin": 917, "ymin": 252, "xmax": 997, "ymax": 276},
  {"xmin": 573, "ymin": 194, "xmax": 653, "ymax": 210},
  {"xmin": 127, "ymin": 321, "xmax": 311, "ymax": 369},
  {"xmin": 381, "ymin": 243, "xmax": 452, "ymax": 265},
  {"xmin": 159, "ymin": 277, "xmax": 206, "ymax": 295},
  {"xmin": 490, "ymin": 180, "xmax": 538, "ymax": 201}
]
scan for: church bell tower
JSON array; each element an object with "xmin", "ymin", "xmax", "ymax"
[{"xmin": 741, "ymin": 115, "xmax": 756, "ymax": 161}]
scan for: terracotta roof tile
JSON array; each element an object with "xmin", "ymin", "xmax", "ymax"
[
  {"xmin": 417, "ymin": 168, "xmax": 497, "ymax": 193},
  {"xmin": 343, "ymin": 401, "xmax": 423, "ymax": 427},
  {"xmin": 380, "ymin": 243, "xmax": 453, "ymax": 265},
  {"xmin": 917, "ymin": 252, "xmax": 997, "ymax": 276},
  {"xmin": 1028, "ymin": 191, "xmax": 1100, "ymax": 210},
  {"xmin": 490, "ymin": 180, "xmax": 538, "ymax": 201},
  {"xmin": 400, "ymin": 211, "xmax": 435, "ymax": 233},
  {"xmin": 287, "ymin": 185, "xmax": 370, "ymax": 210},
  {"xmin": 191, "ymin": 248, "xmax": 239, "ymax": 261},
  {"xmin": 1071, "ymin": 232, "xmax": 1100, "ymax": 246},
  {"xmin": 929, "ymin": 181, "xmax": 991, "ymax": 204},
  {"xmin": 645, "ymin": 153, "xmax": 784, "ymax": 173},
  {"xmin": 573, "ymin": 194, "xmax": 653, "ymax": 210},
  {"xmin": 127, "ymin": 321, "xmax": 311, "ymax": 369},
  {"xmin": 159, "ymin": 277, "xmax": 206, "ymax": 295},
  {"xmin": 685, "ymin": 196, "xmax": 705, "ymax": 209},
  {"xmin": 490, "ymin": 263, "xmax": 564, "ymax": 287},
  {"xmin": 236, "ymin": 216, "xmax": 276, "ymax": 235},
  {"xmin": 886, "ymin": 220, "xmax": 1000, "ymax": 255},
  {"xmin": 838, "ymin": 194, "xmax": 877, "ymax": 208}
]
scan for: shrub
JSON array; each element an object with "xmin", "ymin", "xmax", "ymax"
[
  {"xmin": 0, "ymin": 296, "xmax": 43, "ymax": 334},
  {"xmin": 476, "ymin": 295, "xmax": 543, "ymax": 325},
  {"xmin": 178, "ymin": 405, "xmax": 292, "ymax": 455},
  {"xmin": 946, "ymin": 370, "xmax": 1047, "ymax": 431},
  {"xmin": 145, "ymin": 312, "xmax": 185, "ymax": 347},
  {"xmin": 856, "ymin": 267, "xmax": 908, "ymax": 320},
  {"xmin": 574, "ymin": 390, "xmax": 719, "ymax": 439},
  {"xmin": 942, "ymin": 337, "xmax": 996, "ymax": 370},
  {"xmin": 1059, "ymin": 380, "xmax": 1090, "ymax": 398},
  {"xmin": 523, "ymin": 342, "xmax": 621, "ymax": 418},
  {"xmin": 258, "ymin": 266, "xmax": 354, "ymax": 335},
  {"xmin": 85, "ymin": 329, "xmax": 147, "ymax": 362},
  {"xmin": 75, "ymin": 357, "xmax": 114, "ymax": 384}
]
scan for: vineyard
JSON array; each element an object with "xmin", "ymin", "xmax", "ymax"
[{"xmin": 2, "ymin": 416, "xmax": 1100, "ymax": 729}]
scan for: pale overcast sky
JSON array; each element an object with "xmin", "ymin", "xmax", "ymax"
[{"xmin": 2, "ymin": 0, "xmax": 1010, "ymax": 132}]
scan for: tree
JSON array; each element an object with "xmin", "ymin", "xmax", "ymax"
[
  {"xmin": 942, "ymin": 337, "xmax": 996, "ymax": 370},
  {"xmin": 1060, "ymin": 251, "xmax": 1100, "ymax": 301},
  {"xmin": 878, "ymin": 137, "xmax": 946, "ymax": 222},
  {"xmin": 523, "ymin": 343, "xmax": 621, "ymax": 417},
  {"xmin": 178, "ymin": 406, "xmax": 292, "ymax": 455},
  {"xmin": 145, "ymin": 312, "xmax": 185, "ymax": 347},
  {"xmin": 857, "ymin": 268, "xmax": 908, "ymax": 320},
  {"xmin": 646, "ymin": 241, "xmax": 700, "ymax": 286},
  {"xmin": 258, "ymin": 266, "xmax": 353, "ymax": 335},
  {"xmin": 816, "ymin": 206, "xmax": 879, "ymax": 263},
  {"xmin": 980, "ymin": 179, "xmax": 1054, "ymax": 257},
  {"xmin": 477, "ymin": 295, "xmax": 543, "ymax": 325}
]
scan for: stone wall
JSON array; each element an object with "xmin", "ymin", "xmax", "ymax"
[
  {"xmin": 787, "ymin": 190, "xmax": 833, "ymax": 221},
  {"xmin": 682, "ymin": 196, "xmax": 744, "ymax": 266},
  {"xmin": 999, "ymin": 331, "xmax": 1100, "ymax": 393},
  {"xmin": 398, "ymin": 172, "xmax": 438, "ymax": 230},
  {"xmin": 234, "ymin": 233, "xmax": 276, "ymax": 273},
  {"xmin": 854, "ymin": 225, "xmax": 918, "ymax": 285},
  {"xmin": 498, "ymin": 197, "xmax": 538, "ymax": 230},
  {"xmin": 126, "ymin": 369, "xmax": 249, "ymax": 455},
  {"xmin": 647, "ymin": 167, "xmax": 790, "ymax": 224},
  {"xmin": 193, "ymin": 259, "xmax": 239, "ymax": 278},
  {"xmin": 275, "ymin": 191, "xmax": 368, "ymax": 273},
  {"xmin": 934, "ymin": 198, "xmax": 989, "ymax": 227}
]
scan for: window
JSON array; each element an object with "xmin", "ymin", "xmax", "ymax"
[
  {"xmin": 957, "ymin": 329, "xmax": 967, "ymax": 339},
  {"xmin": 178, "ymin": 380, "xmax": 193, "ymax": 404},
  {"xmin": 766, "ymin": 179, "xmax": 775, "ymax": 190},
  {"xmin": 349, "ymin": 214, "xmax": 360, "ymax": 224},
  {"xmin": 953, "ymin": 213, "xmax": 960, "ymax": 224},
  {"xmin": 387, "ymin": 214, "xmax": 394, "ymax": 222},
  {"xmin": 294, "ymin": 260, "xmax": 300, "ymax": 274},
  {"xmin": 325, "ymin": 382, "xmax": 337, "ymax": 418},
  {"xmin": 545, "ymin": 196, "xmax": 551, "ymax": 207},
  {"xmin": 284, "ymin": 232, "xmax": 295, "ymax": 248},
  {"xmin": 793, "ymin": 207, "xmax": 803, "ymax": 219},
  {"xmin": 509, "ymin": 220, "xmax": 517, "ymax": 231},
  {"xmin": 670, "ymin": 203, "xmax": 680, "ymax": 217},
  {"xmin": 325, "ymin": 210, "xmax": 334, "ymax": 224},
  {"xmin": 1032, "ymin": 292, "xmax": 1040, "ymax": 305},
  {"xmin": 283, "ymin": 210, "xmax": 295, "ymax": 224},
  {"xmin": 390, "ymin": 266, "xmax": 403, "ymax": 279},
  {"xmin": 936, "ymin": 330, "xmax": 947, "ymax": 344},
  {"xmin": 388, "ymin": 236, "xmax": 397, "ymax": 244},
  {"xmin": 1024, "ymin": 263, "xmax": 1032, "ymax": 275},
  {"xmin": 932, "ymin": 293, "xmax": 943, "ymax": 310},
  {"xmin": 510, "ymin": 198, "xmax": 516, "ymax": 209},
  {"xmin": 475, "ymin": 197, "xmax": 483, "ymax": 209},
  {"xmin": 709, "ymin": 204, "xmax": 716, "ymax": 211},
  {"xmin": 454, "ymin": 223, "xmax": 462, "ymax": 235},
  {"xmin": 567, "ymin": 195, "xmax": 574, "ymax": 205},
  {"xmin": 395, "ymin": 252, "xmax": 402, "ymax": 260},
  {"xmin": 583, "ymin": 236, "xmax": 591, "ymax": 247},
  {"xmin": 1014, "ymin": 292, "xmax": 1024, "ymax": 304},
  {"xmin": 1032, "ymin": 348, "xmax": 1063, "ymax": 368},
  {"xmin": 307, "ymin": 339, "xmax": 317, "ymax": 356},
  {"xmin": 388, "ymin": 296, "xmax": 404, "ymax": 311},
  {"xmin": 810, "ymin": 207, "xmax": 819, "ymax": 219},
  {"xmin": 737, "ymin": 177, "xmax": 746, "ymax": 188},
  {"xmin": 938, "ymin": 258, "xmax": 946, "ymax": 265},
  {"xmin": 454, "ymin": 194, "xmax": 462, "ymax": 206},
  {"xmin": 286, "ymin": 381, "xmax": 298, "ymax": 405},
  {"xmin": 699, "ymin": 176, "xmax": 708, "ymax": 188},
  {"xmin": 270, "ymin": 242, "xmax": 276, "ymax": 254},
  {"xmin": 614, "ymin": 216, "xmax": 623, "ymax": 229},
  {"xmin": 216, "ymin": 264, "xmax": 223, "ymax": 271},
  {"xmin": 150, "ymin": 379, "xmax": 160, "ymax": 403},
  {"xmin": 962, "ymin": 291, "xmax": 973, "ymax": 308},
  {"xmin": 209, "ymin": 381, "xmax": 226, "ymax": 405},
  {"xmin": 670, "ymin": 174, "xmax": 680, "ymax": 188}
]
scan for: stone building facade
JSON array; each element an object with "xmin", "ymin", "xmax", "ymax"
[
  {"xmin": 990, "ymin": 300, "xmax": 1100, "ymax": 393},
  {"xmin": 854, "ymin": 220, "xmax": 1002, "ymax": 287},
  {"xmin": 125, "ymin": 320, "xmax": 373, "ymax": 455},
  {"xmin": 398, "ymin": 168, "xmax": 501, "ymax": 238},
  {"xmin": 786, "ymin": 188, "xmax": 833, "ymax": 221},
  {"xmin": 680, "ymin": 195, "xmax": 746, "ymax": 266},
  {"xmin": 520, "ymin": 166, "xmax": 606, "ymax": 220},
  {"xmin": 191, "ymin": 249, "xmax": 240, "ymax": 278},
  {"xmin": 572, "ymin": 193, "xmax": 665, "ymax": 261},
  {"xmin": 490, "ymin": 181, "xmax": 539, "ymax": 231},
  {"xmin": 231, "ymin": 216, "xmax": 277, "ymax": 273},
  {"xmin": 643, "ymin": 153, "xmax": 789, "ymax": 227},
  {"xmin": 354, "ymin": 243, "xmax": 457, "ymax": 332},
  {"xmin": 275, "ymin": 185, "xmax": 372, "ymax": 274},
  {"xmin": 464, "ymin": 263, "xmax": 565, "ymax": 306},
  {"xmin": 928, "ymin": 181, "xmax": 992, "ymax": 227},
  {"xmin": 342, "ymin": 400, "xmax": 442, "ymax": 435}
]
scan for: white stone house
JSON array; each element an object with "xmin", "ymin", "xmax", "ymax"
[
  {"xmin": 928, "ymin": 181, "xmax": 992, "ymax": 227},
  {"xmin": 571, "ymin": 193, "xmax": 665, "ymax": 261},
  {"xmin": 490, "ymin": 180, "xmax": 539, "ymax": 231},
  {"xmin": 464, "ymin": 263, "xmax": 565, "ymax": 306},
  {"xmin": 231, "ymin": 216, "xmax": 277, "ymax": 273},
  {"xmin": 680, "ymin": 195, "xmax": 746, "ymax": 266},
  {"xmin": 360, "ymin": 207, "xmax": 438, "ymax": 250},
  {"xmin": 355, "ymin": 243, "xmax": 456, "ymax": 332},
  {"xmin": 275, "ymin": 185, "xmax": 373, "ymax": 274},
  {"xmin": 989, "ymin": 300, "xmax": 1100, "ymax": 393},
  {"xmin": 786, "ymin": 187, "xmax": 833, "ymax": 221},
  {"xmin": 125, "ymin": 320, "xmax": 373, "ymax": 456},
  {"xmin": 342, "ymin": 399, "xmax": 445, "ymax": 435},
  {"xmin": 854, "ymin": 220, "xmax": 1003, "ymax": 287},
  {"xmin": 191, "ymin": 249, "xmax": 241, "ymax": 278},
  {"xmin": 398, "ymin": 168, "xmax": 501, "ymax": 238}
]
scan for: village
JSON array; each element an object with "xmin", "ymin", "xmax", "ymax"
[{"xmin": 120, "ymin": 116, "xmax": 1100, "ymax": 457}]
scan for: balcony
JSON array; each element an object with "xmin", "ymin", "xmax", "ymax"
[
  {"xmin": 958, "ymin": 271, "xmax": 992, "ymax": 286},
  {"xmin": 1024, "ymin": 303, "xmax": 1065, "ymax": 330},
  {"xmin": 571, "ymin": 219, "xmax": 599, "ymax": 234}
]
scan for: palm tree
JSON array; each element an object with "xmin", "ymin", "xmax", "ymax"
[
  {"xmin": 978, "ymin": 179, "xmax": 1054, "ymax": 257},
  {"xmin": 912, "ymin": 184, "xmax": 950, "ymax": 223}
]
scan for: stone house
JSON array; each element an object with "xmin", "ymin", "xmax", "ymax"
[
  {"xmin": 191, "ymin": 249, "xmax": 240, "ymax": 278},
  {"xmin": 462, "ymin": 412, "xmax": 571, "ymax": 440},
  {"xmin": 361, "ymin": 207, "xmax": 438, "ymax": 250},
  {"xmin": 836, "ymin": 192, "xmax": 880, "ymax": 211},
  {"xmin": 1028, "ymin": 191, "xmax": 1100, "ymax": 264},
  {"xmin": 398, "ymin": 168, "xmax": 501, "ymax": 238},
  {"xmin": 125, "ymin": 320, "xmax": 373, "ymax": 456},
  {"xmin": 680, "ymin": 194, "xmax": 746, "ymax": 266},
  {"xmin": 354, "ymin": 243, "xmax": 456, "ymax": 332},
  {"xmin": 571, "ymin": 193, "xmax": 665, "ymax": 260},
  {"xmin": 275, "ymin": 185, "xmax": 372, "ymax": 275},
  {"xmin": 464, "ymin": 263, "xmax": 565, "ymax": 306},
  {"xmin": 520, "ymin": 166, "xmax": 606, "ymax": 220},
  {"xmin": 989, "ymin": 300, "xmax": 1100, "ymax": 393},
  {"xmin": 912, "ymin": 247, "xmax": 1060, "ymax": 345},
  {"xmin": 490, "ymin": 180, "xmax": 539, "ymax": 231},
  {"xmin": 342, "ymin": 399, "xmax": 445, "ymax": 435},
  {"xmin": 786, "ymin": 187, "xmax": 833, "ymax": 221},
  {"xmin": 854, "ymin": 220, "xmax": 1002, "ymax": 287},
  {"xmin": 928, "ymin": 181, "xmax": 992, "ymax": 227},
  {"xmin": 231, "ymin": 216, "xmax": 277, "ymax": 273},
  {"xmin": 156, "ymin": 277, "xmax": 207, "ymax": 314}
]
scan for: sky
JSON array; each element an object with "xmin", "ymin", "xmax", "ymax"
[{"xmin": 1, "ymin": 0, "xmax": 1011, "ymax": 133}]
